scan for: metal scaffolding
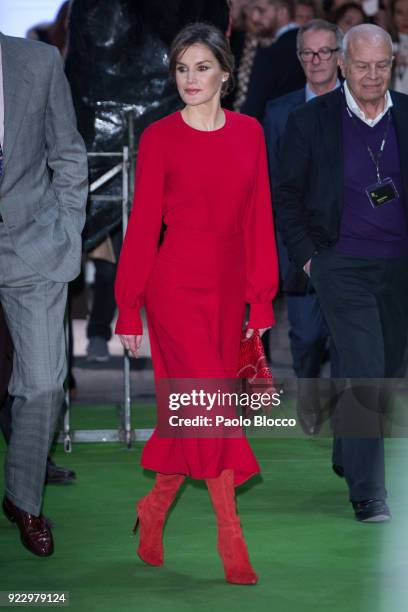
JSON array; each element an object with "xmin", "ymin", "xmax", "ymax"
[{"xmin": 61, "ymin": 113, "xmax": 154, "ymax": 451}]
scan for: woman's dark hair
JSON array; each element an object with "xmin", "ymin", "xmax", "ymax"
[
  {"xmin": 169, "ymin": 22, "xmax": 235, "ymax": 98},
  {"xmin": 390, "ymin": 0, "xmax": 405, "ymax": 15},
  {"xmin": 388, "ymin": 0, "xmax": 404, "ymax": 39},
  {"xmin": 48, "ymin": 0, "xmax": 71, "ymax": 54},
  {"xmin": 330, "ymin": 2, "xmax": 366, "ymax": 27}
]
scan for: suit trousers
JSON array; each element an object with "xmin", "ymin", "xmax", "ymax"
[
  {"xmin": 310, "ymin": 249, "xmax": 408, "ymax": 501},
  {"xmin": 0, "ymin": 302, "xmax": 13, "ymax": 445},
  {"xmin": 0, "ymin": 302, "xmax": 13, "ymax": 407},
  {"xmin": 0, "ymin": 223, "xmax": 67, "ymax": 515},
  {"xmin": 276, "ymin": 231, "xmax": 329, "ymax": 377}
]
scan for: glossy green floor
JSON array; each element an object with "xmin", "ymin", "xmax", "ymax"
[{"xmin": 1, "ymin": 405, "xmax": 408, "ymax": 612}]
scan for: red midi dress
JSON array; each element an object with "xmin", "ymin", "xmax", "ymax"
[{"xmin": 115, "ymin": 109, "xmax": 279, "ymax": 486}]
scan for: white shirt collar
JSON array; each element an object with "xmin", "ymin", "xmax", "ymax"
[{"xmin": 343, "ymin": 80, "xmax": 393, "ymax": 127}]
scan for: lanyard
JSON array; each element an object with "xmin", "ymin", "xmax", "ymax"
[{"xmin": 344, "ymin": 96, "xmax": 391, "ymax": 183}]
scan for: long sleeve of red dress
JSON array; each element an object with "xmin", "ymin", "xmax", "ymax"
[
  {"xmin": 115, "ymin": 110, "xmax": 279, "ymax": 336},
  {"xmin": 244, "ymin": 122, "xmax": 278, "ymax": 329},
  {"xmin": 115, "ymin": 125, "xmax": 165, "ymax": 334}
]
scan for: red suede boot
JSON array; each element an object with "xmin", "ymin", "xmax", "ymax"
[
  {"xmin": 134, "ymin": 473, "xmax": 185, "ymax": 566},
  {"xmin": 206, "ymin": 469, "xmax": 258, "ymax": 585}
]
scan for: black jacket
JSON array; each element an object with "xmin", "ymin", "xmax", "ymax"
[
  {"xmin": 275, "ymin": 87, "xmax": 408, "ymax": 268},
  {"xmin": 241, "ymin": 28, "xmax": 305, "ymax": 121}
]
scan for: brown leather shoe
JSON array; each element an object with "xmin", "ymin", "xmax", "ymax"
[{"xmin": 2, "ymin": 496, "xmax": 54, "ymax": 557}]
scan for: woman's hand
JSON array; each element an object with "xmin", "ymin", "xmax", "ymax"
[
  {"xmin": 245, "ymin": 328, "xmax": 269, "ymax": 339},
  {"xmin": 118, "ymin": 334, "xmax": 142, "ymax": 357}
]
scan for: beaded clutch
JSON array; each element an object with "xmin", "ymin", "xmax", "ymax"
[{"xmin": 237, "ymin": 330, "xmax": 275, "ymax": 415}]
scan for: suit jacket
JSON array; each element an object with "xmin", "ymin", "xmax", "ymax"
[
  {"xmin": 263, "ymin": 87, "xmax": 305, "ymax": 198},
  {"xmin": 263, "ymin": 87, "xmax": 308, "ymax": 293},
  {"xmin": 240, "ymin": 28, "xmax": 305, "ymax": 121},
  {"xmin": 0, "ymin": 33, "xmax": 88, "ymax": 282},
  {"xmin": 275, "ymin": 87, "xmax": 408, "ymax": 268}
]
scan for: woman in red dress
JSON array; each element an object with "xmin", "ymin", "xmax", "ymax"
[{"xmin": 115, "ymin": 23, "xmax": 278, "ymax": 585}]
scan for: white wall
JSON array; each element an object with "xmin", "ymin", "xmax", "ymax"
[{"xmin": 0, "ymin": 0, "xmax": 64, "ymax": 38}]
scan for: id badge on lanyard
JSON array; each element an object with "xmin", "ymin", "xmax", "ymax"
[
  {"xmin": 344, "ymin": 95, "xmax": 397, "ymax": 210},
  {"xmin": 365, "ymin": 177, "xmax": 399, "ymax": 208}
]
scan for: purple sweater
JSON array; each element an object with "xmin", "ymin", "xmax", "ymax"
[{"xmin": 335, "ymin": 102, "xmax": 408, "ymax": 258}]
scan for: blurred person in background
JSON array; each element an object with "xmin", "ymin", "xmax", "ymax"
[
  {"xmin": 331, "ymin": 1, "xmax": 367, "ymax": 31},
  {"xmin": 221, "ymin": 1, "xmax": 254, "ymax": 110},
  {"xmin": 229, "ymin": 0, "xmax": 253, "ymax": 29},
  {"xmin": 372, "ymin": 1, "xmax": 389, "ymax": 30},
  {"xmin": 295, "ymin": 0, "xmax": 321, "ymax": 25},
  {"xmin": 27, "ymin": 0, "xmax": 71, "ymax": 57},
  {"xmin": 325, "ymin": 0, "xmax": 363, "ymax": 11},
  {"xmin": 228, "ymin": 0, "xmax": 278, "ymax": 111},
  {"xmin": 236, "ymin": 0, "xmax": 306, "ymax": 118}
]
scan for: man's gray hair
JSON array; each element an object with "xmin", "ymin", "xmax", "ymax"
[
  {"xmin": 297, "ymin": 19, "xmax": 343, "ymax": 52},
  {"xmin": 342, "ymin": 24, "xmax": 393, "ymax": 59}
]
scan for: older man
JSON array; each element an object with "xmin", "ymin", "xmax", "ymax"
[{"xmin": 276, "ymin": 24, "xmax": 408, "ymax": 521}]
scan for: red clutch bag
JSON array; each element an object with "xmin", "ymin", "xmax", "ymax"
[{"xmin": 237, "ymin": 330, "xmax": 275, "ymax": 415}]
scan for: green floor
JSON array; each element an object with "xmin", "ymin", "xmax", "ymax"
[{"xmin": 1, "ymin": 405, "xmax": 408, "ymax": 612}]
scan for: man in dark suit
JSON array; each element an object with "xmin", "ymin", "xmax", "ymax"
[
  {"xmin": 240, "ymin": 0, "xmax": 306, "ymax": 120},
  {"xmin": 276, "ymin": 24, "xmax": 408, "ymax": 522},
  {"xmin": 263, "ymin": 20, "xmax": 342, "ymax": 432}
]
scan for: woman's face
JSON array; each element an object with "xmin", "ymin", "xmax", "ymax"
[
  {"xmin": 394, "ymin": 0, "xmax": 408, "ymax": 34},
  {"xmin": 175, "ymin": 43, "xmax": 228, "ymax": 107},
  {"xmin": 295, "ymin": 3, "xmax": 316, "ymax": 26},
  {"xmin": 337, "ymin": 7, "xmax": 365, "ymax": 33}
]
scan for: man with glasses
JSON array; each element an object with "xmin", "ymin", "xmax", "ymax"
[
  {"xmin": 264, "ymin": 20, "xmax": 341, "ymax": 436},
  {"xmin": 276, "ymin": 24, "xmax": 408, "ymax": 522}
]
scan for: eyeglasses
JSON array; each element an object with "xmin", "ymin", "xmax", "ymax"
[{"xmin": 298, "ymin": 47, "xmax": 340, "ymax": 62}]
